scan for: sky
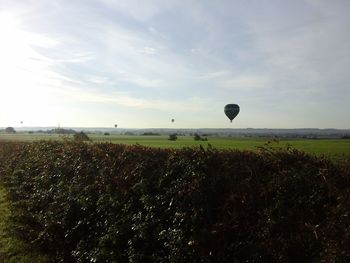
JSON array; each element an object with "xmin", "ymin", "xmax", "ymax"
[{"xmin": 0, "ymin": 0, "xmax": 349, "ymax": 129}]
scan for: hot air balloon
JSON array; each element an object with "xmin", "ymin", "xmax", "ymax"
[
  {"xmin": 114, "ymin": 124, "xmax": 118, "ymax": 128},
  {"xmin": 224, "ymin": 104, "xmax": 240, "ymax": 122},
  {"xmin": 171, "ymin": 119, "xmax": 175, "ymax": 123}
]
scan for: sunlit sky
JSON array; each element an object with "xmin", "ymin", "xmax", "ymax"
[{"xmin": 0, "ymin": 0, "xmax": 349, "ymax": 129}]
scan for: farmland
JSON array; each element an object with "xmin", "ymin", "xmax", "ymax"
[{"xmin": 0, "ymin": 133, "xmax": 350, "ymax": 158}]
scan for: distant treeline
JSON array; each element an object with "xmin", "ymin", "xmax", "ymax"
[
  {"xmin": 2, "ymin": 127, "xmax": 350, "ymax": 139},
  {"xmin": 142, "ymin": 132, "xmax": 161, "ymax": 136},
  {"xmin": 30, "ymin": 128, "xmax": 77, "ymax": 134},
  {"xmin": 0, "ymin": 141, "xmax": 349, "ymax": 262},
  {"xmin": 0, "ymin": 128, "xmax": 78, "ymax": 134}
]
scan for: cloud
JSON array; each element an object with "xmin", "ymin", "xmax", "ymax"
[
  {"xmin": 138, "ymin": 46, "xmax": 158, "ymax": 55},
  {"xmin": 221, "ymin": 75, "xmax": 271, "ymax": 90},
  {"xmin": 99, "ymin": 0, "xmax": 176, "ymax": 21},
  {"xmin": 50, "ymin": 84, "xmax": 207, "ymax": 113}
]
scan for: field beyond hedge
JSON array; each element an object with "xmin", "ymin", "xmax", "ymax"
[
  {"xmin": 0, "ymin": 141, "xmax": 350, "ymax": 262},
  {"xmin": 1, "ymin": 133, "xmax": 350, "ymax": 158}
]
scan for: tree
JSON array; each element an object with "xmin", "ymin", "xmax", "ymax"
[
  {"xmin": 168, "ymin": 133, "xmax": 178, "ymax": 141},
  {"xmin": 5, "ymin": 127, "xmax": 16, "ymax": 133},
  {"xmin": 73, "ymin": 131, "xmax": 90, "ymax": 142},
  {"xmin": 194, "ymin": 133, "xmax": 201, "ymax": 141}
]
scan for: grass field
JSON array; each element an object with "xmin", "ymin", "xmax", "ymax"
[
  {"xmin": 0, "ymin": 133, "xmax": 350, "ymax": 158},
  {"xmin": 0, "ymin": 133, "xmax": 62, "ymax": 142}
]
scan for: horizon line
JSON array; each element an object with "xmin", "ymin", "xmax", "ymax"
[{"xmin": 2, "ymin": 127, "xmax": 350, "ymax": 131}]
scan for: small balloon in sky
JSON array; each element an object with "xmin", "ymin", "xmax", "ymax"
[
  {"xmin": 114, "ymin": 124, "xmax": 118, "ymax": 128},
  {"xmin": 224, "ymin": 104, "xmax": 240, "ymax": 122},
  {"xmin": 171, "ymin": 118, "xmax": 175, "ymax": 123}
]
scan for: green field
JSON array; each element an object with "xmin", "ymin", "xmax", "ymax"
[
  {"xmin": 0, "ymin": 133, "xmax": 62, "ymax": 142},
  {"xmin": 1, "ymin": 133, "xmax": 350, "ymax": 158},
  {"xmin": 92, "ymin": 135, "xmax": 350, "ymax": 158}
]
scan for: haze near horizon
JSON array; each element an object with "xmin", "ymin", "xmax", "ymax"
[{"xmin": 0, "ymin": 0, "xmax": 349, "ymax": 129}]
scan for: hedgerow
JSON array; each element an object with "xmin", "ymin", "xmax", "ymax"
[{"xmin": 0, "ymin": 141, "xmax": 349, "ymax": 262}]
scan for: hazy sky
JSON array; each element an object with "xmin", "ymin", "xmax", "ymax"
[{"xmin": 0, "ymin": 0, "xmax": 349, "ymax": 128}]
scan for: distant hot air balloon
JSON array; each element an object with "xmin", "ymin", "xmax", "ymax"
[
  {"xmin": 171, "ymin": 119, "xmax": 175, "ymax": 123},
  {"xmin": 114, "ymin": 124, "xmax": 118, "ymax": 128},
  {"xmin": 224, "ymin": 104, "xmax": 240, "ymax": 122}
]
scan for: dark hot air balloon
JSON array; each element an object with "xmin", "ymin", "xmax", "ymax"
[
  {"xmin": 224, "ymin": 104, "xmax": 240, "ymax": 122},
  {"xmin": 171, "ymin": 119, "xmax": 175, "ymax": 123}
]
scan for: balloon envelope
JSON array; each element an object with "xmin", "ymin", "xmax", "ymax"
[
  {"xmin": 114, "ymin": 124, "xmax": 118, "ymax": 128},
  {"xmin": 171, "ymin": 119, "xmax": 175, "ymax": 123},
  {"xmin": 224, "ymin": 104, "xmax": 240, "ymax": 122}
]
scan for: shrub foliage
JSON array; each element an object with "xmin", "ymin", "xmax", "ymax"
[
  {"xmin": 73, "ymin": 131, "xmax": 90, "ymax": 142},
  {"xmin": 0, "ymin": 141, "xmax": 349, "ymax": 262}
]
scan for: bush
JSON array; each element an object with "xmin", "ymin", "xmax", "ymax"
[
  {"xmin": 168, "ymin": 133, "xmax": 177, "ymax": 141},
  {"xmin": 194, "ymin": 133, "xmax": 208, "ymax": 141},
  {"xmin": 0, "ymin": 142, "xmax": 349, "ymax": 262},
  {"xmin": 73, "ymin": 131, "xmax": 90, "ymax": 142},
  {"xmin": 193, "ymin": 133, "xmax": 201, "ymax": 141}
]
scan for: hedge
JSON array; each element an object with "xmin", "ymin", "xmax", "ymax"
[{"xmin": 0, "ymin": 141, "xmax": 349, "ymax": 262}]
